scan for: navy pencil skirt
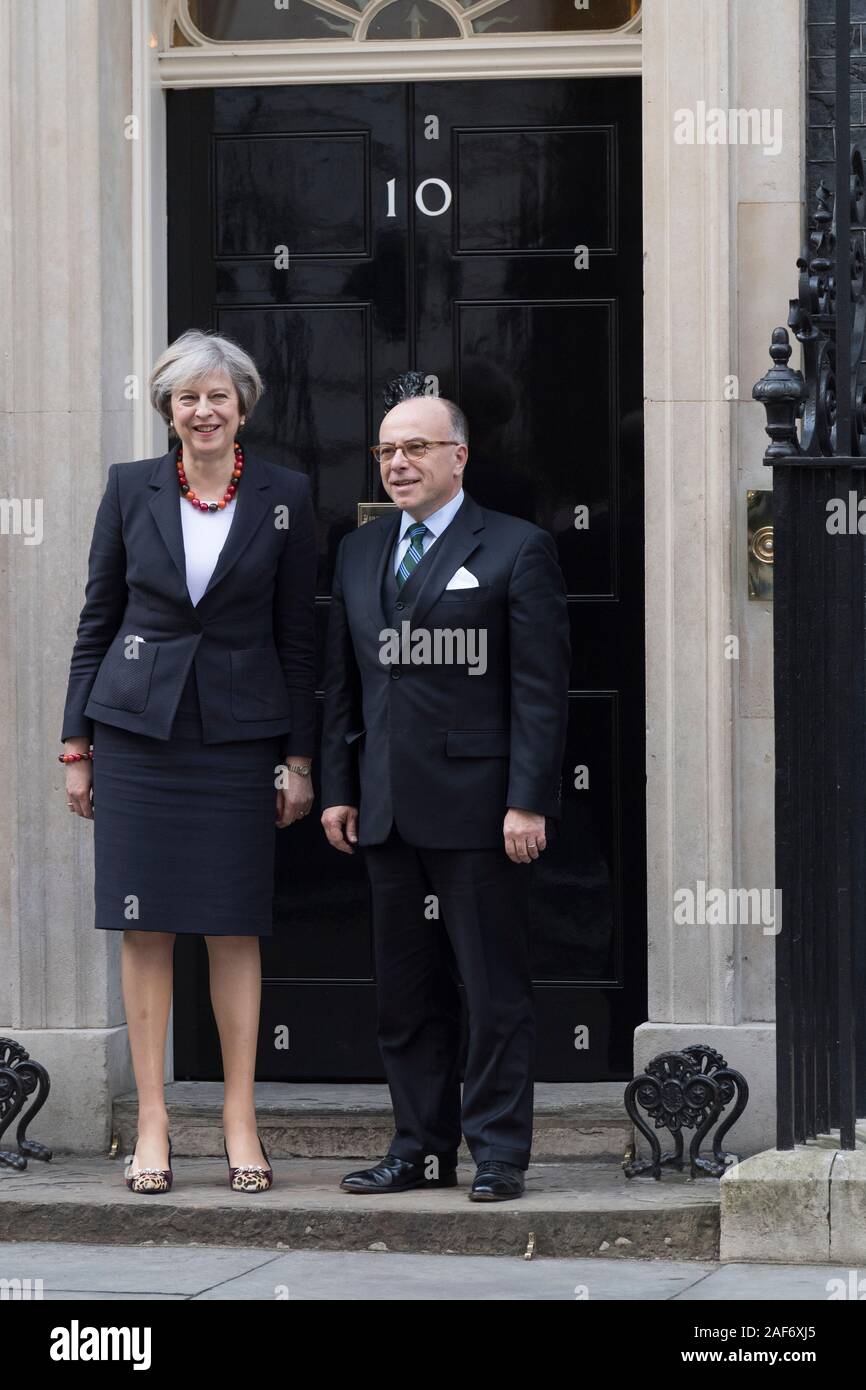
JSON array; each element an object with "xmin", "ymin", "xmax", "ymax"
[{"xmin": 90, "ymin": 664, "xmax": 283, "ymax": 936}]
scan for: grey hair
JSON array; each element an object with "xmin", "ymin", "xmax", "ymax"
[
  {"xmin": 149, "ymin": 329, "xmax": 264, "ymax": 426},
  {"xmin": 440, "ymin": 397, "xmax": 468, "ymax": 446}
]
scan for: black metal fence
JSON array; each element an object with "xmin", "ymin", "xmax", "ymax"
[{"xmin": 753, "ymin": 0, "xmax": 866, "ymax": 1148}]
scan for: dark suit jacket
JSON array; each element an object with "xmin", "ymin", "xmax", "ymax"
[
  {"xmin": 321, "ymin": 491, "xmax": 570, "ymax": 849},
  {"xmin": 60, "ymin": 443, "xmax": 317, "ymax": 755}
]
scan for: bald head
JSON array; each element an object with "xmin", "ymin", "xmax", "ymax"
[
  {"xmin": 377, "ymin": 397, "xmax": 468, "ymax": 520},
  {"xmin": 381, "ymin": 395, "xmax": 466, "ymax": 443}
]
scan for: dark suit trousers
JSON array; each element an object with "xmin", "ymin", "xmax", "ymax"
[{"xmin": 363, "ymin": 827, "xmax": 535, "ymax": 1169}]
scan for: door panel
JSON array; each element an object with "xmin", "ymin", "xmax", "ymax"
[
  {"xmin": 413, "ymin": 80, "xmax": 644, "ymax": 1077},
  {"xmin": 448, "ymin": 299, "xmax": 616, "ymax": 595},
  {"xmin": 214, "ymin": 133, "xmax": 372, "ymax": 258},
  {"xmin": 167, "ymin": 77, "xmax": 645, "ymax": 1083}
]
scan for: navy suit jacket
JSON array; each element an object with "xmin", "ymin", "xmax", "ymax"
[
  {"xmin": 320, "ymin": 491, "xmax": 570, "ymax": 849},
  {"xmin": 60, "ymin": 443, "xmax": 317, "ymax": 756}
]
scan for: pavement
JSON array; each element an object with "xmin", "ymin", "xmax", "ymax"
[{"xmin": 0, "ymin": 1241, "xmax": 860, "ymax": 1300}]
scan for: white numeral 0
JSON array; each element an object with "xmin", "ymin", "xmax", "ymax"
[{"xmin": 415, "ymin": 177, "xmax": 452, "ymax": 217}]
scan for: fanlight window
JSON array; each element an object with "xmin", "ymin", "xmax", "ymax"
[{"xmin": 174, "ymin": 0, "xmax": 641, "ymax": 44}]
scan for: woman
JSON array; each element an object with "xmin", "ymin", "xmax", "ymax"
[{"xmin": 60, "ymin": 329, "xmax": 316, "ymax": 1194}]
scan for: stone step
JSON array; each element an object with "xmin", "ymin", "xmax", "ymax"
[
  {"xmin": 112, "ymin": 1082, "xmax": 633, "ymax": 1163},
  {"xmin": 0, "ymin": 1155, "xmax": 720, "ymax": 1260}
]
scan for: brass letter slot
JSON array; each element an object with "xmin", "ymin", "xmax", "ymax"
[
  {"xmin": 747, "ymin": 489, "xmax": 773, "ymax": 600},
  {"xmin": 357, "ymin": 502, "xmax": 397, "ymax": 527}
]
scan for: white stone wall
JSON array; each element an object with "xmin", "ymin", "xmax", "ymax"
[
  {"xmin": 0, "ymin": 0, "xmax": 137, "ymax": 1150},
  {"xmin": 637, "ymin": 0, "xmax": 804, "ymax": 1154}
]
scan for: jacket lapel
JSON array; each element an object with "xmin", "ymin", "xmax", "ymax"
[
  {"xmin": 365, "ymin": 509, "xmax": 403, "ymax": 631},
  {"xmin": 147, "ymin": 443, "xmax": 188, "ymax": 598},
  {"xmin": 400, "ymin": 492, "xmax": 485, "ymax": 627},
  {"xmin": 147, "ymin": 442, "xmax": 274, "ymax": 609}
]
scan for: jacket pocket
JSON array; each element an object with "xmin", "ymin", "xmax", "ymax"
[
  {"xmin": 445, "ymin": 729, "xmax": 510, "ymax": 757},
  {"xmin": 437, "ymin": 582, "xmax": 491, "ymax": 604},
  {"xmin": 230, "ymin": 647, "xmax": 292, "ymax": 722},
  {"xmin": 90, "ymin": 638, "xmax": 159, "ymax": 714}
]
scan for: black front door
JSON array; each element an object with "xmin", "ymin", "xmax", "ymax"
[{"xmin": 167, "ymin": 76, "xmax": 644, "ymax": 1083}]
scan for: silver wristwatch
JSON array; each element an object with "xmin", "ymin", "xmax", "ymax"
[{"xmin": 286, "ymin": 762, "xmax": 311, "ymax": 777}]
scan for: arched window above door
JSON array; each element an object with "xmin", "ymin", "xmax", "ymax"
[{"xmin": 170, "ymin": 0, "xmax": 641, "ymax": 45}]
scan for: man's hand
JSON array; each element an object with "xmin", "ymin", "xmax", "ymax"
[
  {"xmin": 321, "ymin": 804, "xmax": 359, "ymax": 854},
  {"xmin": 504, "ymin": 808, "xmax": 546, "ymax": 864}
]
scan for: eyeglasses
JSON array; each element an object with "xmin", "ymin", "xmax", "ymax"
[{"xmin": 370, "ymin": 439, "xmax": 461, "ymax": 464}]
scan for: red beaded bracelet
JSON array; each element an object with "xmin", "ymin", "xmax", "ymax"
[{"xmin": 58, "ymin": 751, "xmax": 93, "ymax": 763}]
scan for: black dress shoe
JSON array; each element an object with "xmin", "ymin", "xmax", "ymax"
[
  {"xmin": 469, "ymin": 1160, "xmax": 525, "ymax": 1202},
  {"xmin": 340, "ymin": 1154, "xmax": 458, "ymax": 1194}
]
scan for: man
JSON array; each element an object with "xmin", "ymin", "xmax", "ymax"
[{"xmin": 320, "ymin": 390, "xmax": 570, "ymax": 1201}]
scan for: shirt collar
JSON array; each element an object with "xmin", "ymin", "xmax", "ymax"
[{"xmin": 398, "ymin": 487, "xmax": 465, "ymax": 542}]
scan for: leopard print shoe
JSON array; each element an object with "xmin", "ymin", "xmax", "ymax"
[
  {"xmin": 224, "ymin": 1132, "xmax": 274, "ymax": 1193},
  {"xmin": 123, "ymin": 1134, "xmax": 173, "ymax": 1194}
]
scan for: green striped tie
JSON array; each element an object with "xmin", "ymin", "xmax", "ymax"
[{"xmin": 396, "ymin": 521, "xmax": 429, "ymax": 590}]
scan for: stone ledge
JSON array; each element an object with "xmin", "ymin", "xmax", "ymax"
[
  {"xmin": 720, "ymin": 1131, "xmax": 866, "ymax": 1263},
  {"xmin": 0, "ymin": 1027, "xmax": 135, "ymax": 1153},
  {"xmin": 634, "ymin": 1023, "xmax": 776, "ymax": 1158},
  {"xmin": 0, "ymin": 1156, "xmax": 720, "ymax": 1260}
]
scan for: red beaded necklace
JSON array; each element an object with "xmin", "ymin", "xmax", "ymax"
[{"xmin": 177, "ymin": 440, "xmax": 243, "ymax": 512}]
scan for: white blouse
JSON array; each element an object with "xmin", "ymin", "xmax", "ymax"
[{"xmin": 180, "ymin": 494, "xmax": 237, "ymax": 606}]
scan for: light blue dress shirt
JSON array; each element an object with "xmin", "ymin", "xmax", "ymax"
[{"xmin": 393, "ymin": 487, "xmax": 465, "ymax": 575}]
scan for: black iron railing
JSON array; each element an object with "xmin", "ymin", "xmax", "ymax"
[{"xmin": 753, "ymin": 0, "xmax": 866, "ymax": 1149}]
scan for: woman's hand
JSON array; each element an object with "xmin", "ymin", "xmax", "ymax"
[
  {"xmin": 276, "ymin": 761, "xmax": 314, "ymax": 828},
  {"xmin": 64, "ymin": 742, "xmax": 94, "ymax": 820}
]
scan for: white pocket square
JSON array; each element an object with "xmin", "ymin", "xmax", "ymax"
[{"xmin": 445, "ymin": 566, "xmax": 480, "ymax": 590}]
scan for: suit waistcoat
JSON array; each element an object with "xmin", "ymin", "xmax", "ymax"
[{"xmin": 382, "ymin": 527, "xmax": 438, "ymax": 616}]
